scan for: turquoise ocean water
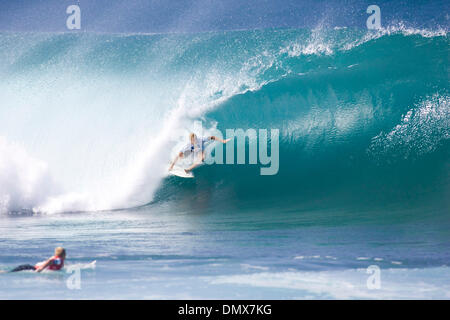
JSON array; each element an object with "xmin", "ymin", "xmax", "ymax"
[{"xmin": 0, "ymin": 26, "xmax": 449, "ymax": 299}]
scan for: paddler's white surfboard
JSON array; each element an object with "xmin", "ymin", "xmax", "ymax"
[
  {"xmin": 169, "ymin": 167, "xmax": 194, "ymax": 178},
  {"xmin": 65, "ymin": 260, "xmax": 97, "ymax": 271}
]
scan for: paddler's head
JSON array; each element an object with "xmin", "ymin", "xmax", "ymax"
[{"xmin": 55, "ymin": 247, "xmax": 66, "ymax": 259}]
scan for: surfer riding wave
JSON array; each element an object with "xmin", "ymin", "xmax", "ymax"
[{"xmin": 169, "ymin": 133, "xmax": 230, "ymax": 174}]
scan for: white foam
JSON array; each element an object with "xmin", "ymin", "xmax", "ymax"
[
  {"xmin": 0, "ymin": 136, "xmax": 58, "ymax": 214},
  {"xmin": 209, "ymin": 266, "xmax": 450, "ymax": 299},
  {"xmin": 241, "ymin": 264, "xmax": 269, "ymax": 271}
]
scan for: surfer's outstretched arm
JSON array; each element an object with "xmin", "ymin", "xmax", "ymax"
[
  {"xmin": 169, "ymin": 152, "xmax": 184, "ymax": 171},
  {"xmin": 210, "ymin": 136, "xmax": 231, "ymax": 144}
]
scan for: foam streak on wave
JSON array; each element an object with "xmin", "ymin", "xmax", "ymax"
[{"xmin": 368, "ymin": 94, "xmax": 450, "ymax": 161}]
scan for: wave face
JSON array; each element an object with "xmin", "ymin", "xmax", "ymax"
[{"xmin": 0, "ymin": 27, "xmax": 448, "ymax": 216}]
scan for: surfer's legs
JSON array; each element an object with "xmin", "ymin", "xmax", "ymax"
[
  {"xmin": 10, "ymin": 264, "xmax": 36, "ymax": 272},
  {"xmin": 185, "ymin": 152, "xmax": 204, "ymax": 173},
  {"xmin": 169, "ymin": 152, "xmax": 184, "ymax": 171}
]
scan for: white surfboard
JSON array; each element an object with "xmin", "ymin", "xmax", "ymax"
[
  {"xmin": 65, "ymin": 260, "xmax": 96, "ymax": 271},
  {"xmin": 169, "ymin": 166, "xmax": 194, "ymax": 178}
]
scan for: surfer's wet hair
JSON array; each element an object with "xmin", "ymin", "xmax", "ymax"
[{"xmin": 55, "ymin": 247, "xmax": 66, "ymax": 258}]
